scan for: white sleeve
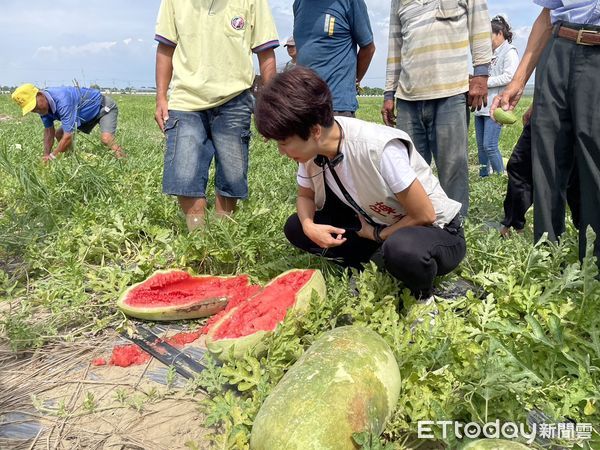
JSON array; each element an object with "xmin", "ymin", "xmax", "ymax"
[
  {"xmin": 296, "ymin": 163, "xmax": 314, "ymax": 189},
  {"xmin": 380, "ymin": 140, "xmax": 417, "ymax": 193},
  {"xmin": 488, "ymin": 49, "xmax": 520, "ymax": 88}
]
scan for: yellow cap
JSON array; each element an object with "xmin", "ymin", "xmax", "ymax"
[{"xmin": 11, "ymin": 84, "xmax": 39, "ymax": 115}]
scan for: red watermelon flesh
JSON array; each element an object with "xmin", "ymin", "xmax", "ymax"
[
  {"xmin": 211, "ymin": 269, "xmax": 314, "ymax": 340},
  {"xmin": 201, "ymin": 284, "xmax": 263, "ymax": 333},
  {"xmin": 93, "ymin": 329, "xmax": 205, "ymax": 368},
  {"xmin": 124, "ymin": 270, "xmax": 250, "ymax": 307}
]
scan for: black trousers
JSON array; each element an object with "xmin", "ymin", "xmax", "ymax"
[
  {"xmin": 284, "ymin": 187, "xmax": 466, "ymax": 298},
  {"xmin": 501, "ymin": 122, "xmax": 580, "ymax": 231},
  {"xmin": 532, "ymin": 22, "xmax": 600, "ymax": 262}
]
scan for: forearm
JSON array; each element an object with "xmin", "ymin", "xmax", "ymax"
[
  {"xmin": 257, "ymin": 49, "xmax": 276, "ymax": 84},
  {"xmin": 512, "ymin": 9, "xmax": 552, "ymax": 87},
  {"xmin": 54, "ymin": 134, "xmax": 73, "ymax": 154},
  {"xmin": 379, "ymin": 214, "xmax": 432, "ymax": 240},
  {"xmin": 43, "ymin": 128, "xmax": 55, "ymax": 155},
  {"xmin": 156, "ymin": 43, "xmax": 174, "ymax": 102},
  {"xmin": 377, "ymin": 181, "xmax": 436, "ymax": 241},
  {"xmin": 297, "ymin": 195, "xmax": 316, "ymax": 229},
  {"xmin": 356, "ymin": 43, "xmax": 375, "ymax": 84}
]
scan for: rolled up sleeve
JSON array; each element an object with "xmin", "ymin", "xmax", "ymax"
[
  {"xmin": 533, "ymin": 0, "xmax": 562, "ymax": 9},
  {"xmin": 251, "ymin": 0, "xmax": 279, "ymax": 53},
  {"xmin": 384, "ymin": 0, "xmax": 402, "ymax": 94},
  {"xmin": 155, "ymin": 0, "xmax": 178, "ymax": 47},
  {"xmin": 468, "ymin": 0, "xmax": 492, "ymax": 70}
]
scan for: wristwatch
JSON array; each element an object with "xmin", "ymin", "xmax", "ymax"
[{"xmin": 373, "ymin": 224, "xmax": 386, "ymax": 244}]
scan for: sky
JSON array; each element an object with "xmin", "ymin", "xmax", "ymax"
[{"xmin": 0, "ymin": 0, "xmax": 541, "ymax": 89}]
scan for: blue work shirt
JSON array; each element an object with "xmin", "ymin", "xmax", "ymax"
[
  {"xmin": 40, "ymin": 87, "xmax": 103, "ymax": 133},
  {"xmin": 534, "ymin": 0, "xmax": 600, "ymax": 25},
  {"xmin": 293, "ymin": 0, "xmax": 373, "ymax": 113}
]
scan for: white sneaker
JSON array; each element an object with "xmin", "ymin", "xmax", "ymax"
[{"xmin": 409, "ymin": 295, "xmax": 439, "ymax": 333}]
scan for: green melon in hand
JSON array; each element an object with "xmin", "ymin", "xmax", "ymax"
[{"xmin": 493, "ymin": 108, "xmax": 518, "ymax": 125}]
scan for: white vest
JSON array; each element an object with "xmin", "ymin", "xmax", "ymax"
[{"xmin": 306, "ymin": 117, "xmax": 462, "ymax": 228}]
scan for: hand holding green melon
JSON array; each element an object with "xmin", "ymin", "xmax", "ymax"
[{"xmin": 493, "ymin": 108, "xmax": 518, "ymax": 126}]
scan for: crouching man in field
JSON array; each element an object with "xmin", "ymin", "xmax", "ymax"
[
  {"xmin": 11, "ymin": 84, "xmax": 125, "ymax": 162},
  {"xmin": 153, "ymin": 0, "xmax": 278, "ymax": 232},
  {"xmin": 254, "ymin": 67, "xmax": 467, "ymax": 309}
]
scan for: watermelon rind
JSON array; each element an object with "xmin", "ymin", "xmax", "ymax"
[
  {"xmin": 117, "ymin": 269, "xmax": 246, "ymax": 321},
  {"xmin": 249, "ymin": 325, "xmax": 401, "ymax": 450},
  {"xmin": 205, "ymin": 269, "xmax": 326, "ymax": 361}
]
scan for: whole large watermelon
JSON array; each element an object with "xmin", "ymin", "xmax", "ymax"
[{"xmin": 250, "ymin": 326, "xmax": 401, "ymax": 450}]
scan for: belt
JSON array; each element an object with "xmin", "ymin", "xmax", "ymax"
[{"xmin": 558, "ymin": 25, "xmax": 600, "ymax": 46}]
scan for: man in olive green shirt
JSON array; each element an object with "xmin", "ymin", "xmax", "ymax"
[{"xmin": 154, "ymin": 0, "xmax": 278, "ymax": 231}]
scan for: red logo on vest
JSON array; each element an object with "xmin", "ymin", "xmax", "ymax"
[{"xmin": 231, "ymin": 16, "xmax": 246, "ymax": 30}]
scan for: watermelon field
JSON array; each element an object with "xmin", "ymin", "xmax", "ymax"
[{"xmin": 1, "ymin": 94, "xmax": 599, "ymax": 449}]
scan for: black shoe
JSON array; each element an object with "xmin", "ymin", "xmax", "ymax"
[{"xmin": 432, "ymin": 278, "xmax": 485, "ymax": 300}]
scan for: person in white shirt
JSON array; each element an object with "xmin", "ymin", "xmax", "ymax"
[
  {"xmin": 474, "ymin": 16, "xmax": 519, "ymax": 177},
  {"xmin": 254, "ymin": 67, "xmax": 466, "ymax": 302}
]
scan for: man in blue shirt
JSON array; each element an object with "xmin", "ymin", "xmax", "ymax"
[
  {"xmin": 491, "ymin": 1, "xmax": 600, "ymax": 267},
  {"xmin": 293, "ymin": 0, "xmax": 375, "ymax": 116},
  {"xmin": 11, "ymin": 84, "xmax": 125, "ymax": 162}
]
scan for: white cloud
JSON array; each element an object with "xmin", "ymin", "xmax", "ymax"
[
  {"xmin": 59, "ymin": 41, "xmax": 118, "ymax": 56},
  {"xmin": 5, "ymin": 0, "xmax": 538, "ymax": 88},
  {"xmin": 513, "ymin": 26, "xmax": 533, "ymax": 41},
  {"xmin": 33, "ymin": 46, "xmax": 56, "ymax": 58}
]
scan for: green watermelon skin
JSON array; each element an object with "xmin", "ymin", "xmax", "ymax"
[
  {"xmin": 462, "ymin": 439, "xmax": 533, "ymax": 449},
  {"xmin": 493, "ymin": 108, "xmax": 518, "ymax": 125},
  {"xmin": 250, "ymin": 326, "xmax": 401, "ymax": 450}
]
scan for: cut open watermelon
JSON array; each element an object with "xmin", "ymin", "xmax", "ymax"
[
  {"xmin": 117, "ymin": 270, "xmax": 254, "ymax": 321},
  {"xmin": 205, "ymin": 269, "xmax": 326, "ymax": 360}
]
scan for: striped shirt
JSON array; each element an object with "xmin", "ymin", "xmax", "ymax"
[{"xmin": 385, "ymin": 0, "xmax": 492, "ymax": 101}]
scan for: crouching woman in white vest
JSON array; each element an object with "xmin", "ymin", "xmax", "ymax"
[{"xmin": 254, "ymin": 67, "xmax": 466, "ymax": 301}]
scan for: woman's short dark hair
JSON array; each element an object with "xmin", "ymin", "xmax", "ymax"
[
  {"xmin": 491, "ymin": 15, "xmax": 513, "ymax": 43},
  {"xmin": 254, "ymin": 66, "xmax": 334, "ymax": 141}
]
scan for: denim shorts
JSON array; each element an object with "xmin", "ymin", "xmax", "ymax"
[{"xmin": 162, "ymin": 90, "xmax": 254, "ymax": 198}]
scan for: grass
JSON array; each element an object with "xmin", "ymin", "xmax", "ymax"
[{"xmin": 1, "ymin": 94, "xmax": 599, "ymax": 449}]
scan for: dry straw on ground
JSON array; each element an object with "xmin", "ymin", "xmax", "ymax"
[{"xmin": 0, "ymin": 331, "xmax": 210, "ymax": 449}]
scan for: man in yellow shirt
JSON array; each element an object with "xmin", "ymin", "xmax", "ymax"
[{"xmin": 154, "ymin": 0, "xmax": 278, "ymax": 231}]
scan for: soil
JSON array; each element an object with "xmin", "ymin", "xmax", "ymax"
[{"xmin": 0, "ymin": 330, "xmax": 213, "ymax": 449}]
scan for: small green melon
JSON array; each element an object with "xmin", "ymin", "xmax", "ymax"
[{"xmin": 493, "ymin": 108, "xmax": 518, "ymax": 125}]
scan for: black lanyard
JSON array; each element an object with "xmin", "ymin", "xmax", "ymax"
[{"xmin": 323, "ymin": 126, "xmax": 378, "ymax": 228}]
